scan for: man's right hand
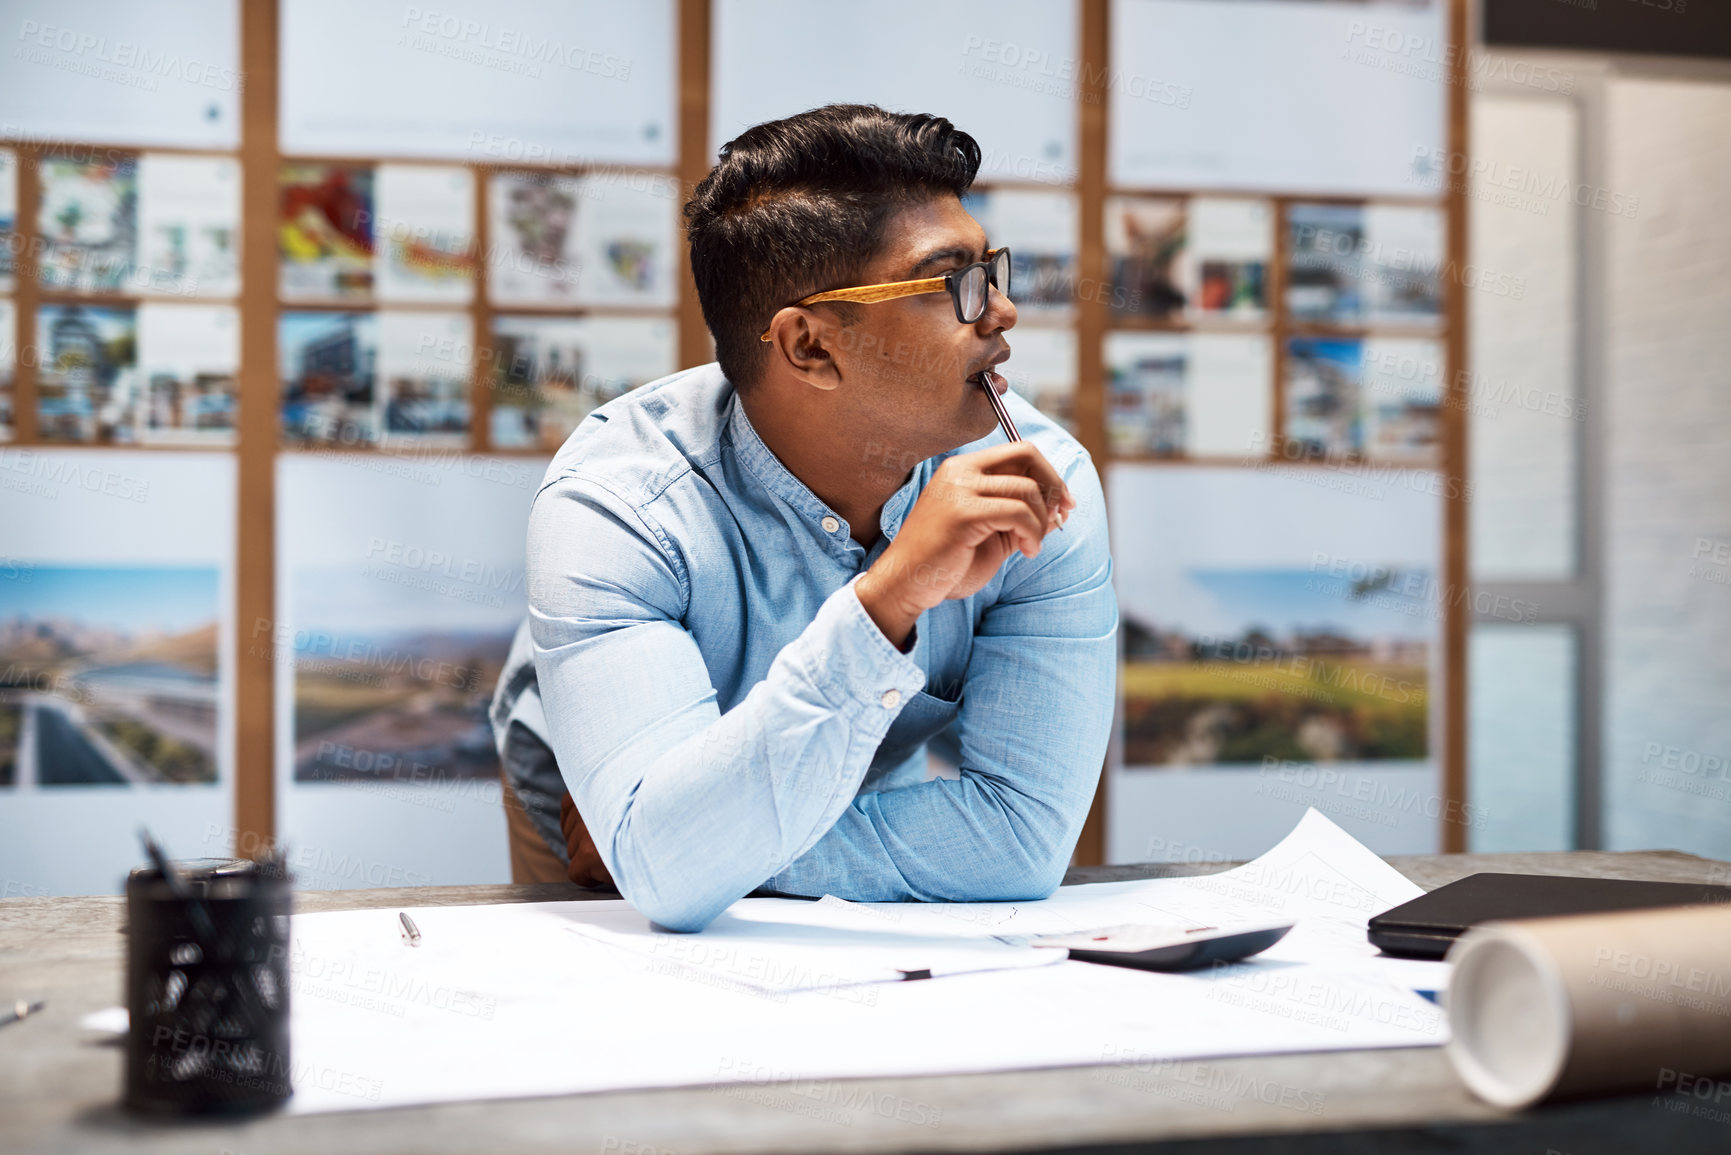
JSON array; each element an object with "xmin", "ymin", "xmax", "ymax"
[
  {"xmin": 855, "ymin": 441, "xmax": 1074, "ymax": 650},
  {"xmin": 559, "ymin": 790, "xmax": 616, "ymax": 889}
]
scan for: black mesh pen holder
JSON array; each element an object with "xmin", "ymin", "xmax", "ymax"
[{"xmin": 125, "ymin": 857, "xmax": 294, "ymax": 1115}]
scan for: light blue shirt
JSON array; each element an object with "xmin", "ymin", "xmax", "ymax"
[{"xmin": 523, "ymin": 363, "xmax": 1117, "ymax": 932}]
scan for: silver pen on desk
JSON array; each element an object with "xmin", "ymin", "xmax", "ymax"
[
  {"xmin": 977, "ymin": 368, "xmax": 1064, "ymax": 532},
  {"xmin": 399, "ymin": 911, "xmax": 422, "ymax": 947}
]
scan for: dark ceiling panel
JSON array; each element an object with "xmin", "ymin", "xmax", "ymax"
[{"xmin": 1484, "ymin": 0, "xmax": 1731, "ymax": 62}]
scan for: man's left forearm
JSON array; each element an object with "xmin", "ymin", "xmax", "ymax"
[{"xmin": 765, "ymin": 608, "xmax": 1118, "ymax": 903}]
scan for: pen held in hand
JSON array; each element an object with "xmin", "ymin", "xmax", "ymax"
[
  {"xmin": 977, "ymin": 368, "xmax": 1022, "ymax": 443},
  {"xmin": 976, "ymin": 369, "xmax": 1065, "ymax": 533}
]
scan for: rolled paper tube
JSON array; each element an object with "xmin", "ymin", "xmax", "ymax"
[{"xmin": 1444, "ymin": 904, "xmax": 1731, "ymax": 1109}]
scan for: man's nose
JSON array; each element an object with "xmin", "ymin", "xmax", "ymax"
[{"xmin": 978, "ymin": 283, "xmax": 1017, "ymax": 333}]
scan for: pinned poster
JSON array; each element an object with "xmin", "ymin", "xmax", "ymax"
[
  {"xmin": 0, "ymin": 1, "xmax": 239, "ymax": 150},
  {"xmin": 279, "ymin": 311, "xmax": 379, "ymax": 447},
  {"xmin": 274, "ymin": 453, "xmax": 537, "ymax": 886},
  {"xmin": 36, "ymin": 304, "xmax": 139, "ymax": 443},
  {"xmin": 280, "ymin": 0, "xmax": 674, "ymax": 165},
  {"xmin": 136, "ymin": 154, "xmax": 241, "ymax": 298},
  {"xmin": 488, "ymin": 172, "xmax": 583, "ymax": 305},
  {"xmin": 377, "ymin": 311, "xmax": 471, "ymax": 446},
  {"xmin": 1107, "ymin": 332, "xmax": 1271, "ymax": 458},
  {"xmin": 1284, "ymin": 335, "xmax": 1363, "ymax": 457},
  {"xmin": 280, "ymin": 163, "xmax": 376, "ymax": 301},
  {"xmin": 38, "ymin": 155, "xmax": 137, "ymax": 293},
  {"xmin": 713, "ymin": 0, "xmax": 1078, "ymax": 184},
  {"xmin": 375, "ymin": 165, "xmax": 476, "ymax": 304},
  {"xmin": 488, "ymin": 315, "xmax": 675, "ymax": 451},
  {"xmin": 1107, "ymin": 461, "xmax": 1442, "ymax": 858},
  {"xmin": 1106, "ymin": 196, "xmax": 1187, "ymax": 320},
  {"xmin": 1287, "ymin": 203, "xmax": 1365, "ymax": 325},
  {"xmin": 0, "ymin": 149, "xmax": 15, "ymax": 292},
  {"xmin": 0, "ymin": 299, "xmax": 13, "ymax": 439},
  {"xmin": 1187, "ymin": 198, "xmax": 1272, "ymax": 322},
  {"xmin": 1283, "ymin": 336, "xmax": 1443, "ymax": 463},
  {"xmin": 572, "ymin": 173, "xmax": 678, "ymax": 307},
  {"xmin": 1362, "ymin": 205, "xmax": 1443, "ymax": 327},
  {"xmin": 0, "ymin": 451, "xmax": 235, "ymax": 896},
  {"xmin": 1109, "ymin": 0, "xmax": 1446, "ymax": 195},
  {"xmin": 137, "ymin": 303, "xmax": 240, "ymax": 445},
  {"xmin": 1360, "ymin": 337, "xmax": 1443, "ymax": 465},
  {"xmin": 1107, "ymin": 332, "xmax": 1186, "ymax": 456},
  {"xmin": 1286, "ymin": 203, "xmax": 1443, "ymax": 328}
]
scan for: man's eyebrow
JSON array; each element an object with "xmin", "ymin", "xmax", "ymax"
[{"xmin": 905, "ymin": 243, "xmax": 984, "ymax": 278}]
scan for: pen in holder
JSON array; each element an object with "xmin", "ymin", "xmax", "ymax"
[{"xmin": 125, "ymin": 844, "xmax": 294, "ymax": 1115}]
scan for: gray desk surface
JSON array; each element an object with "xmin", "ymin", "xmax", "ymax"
[{"xmin": 5, "ymin": 849, "xmax": 1730, "ymax": 1155}]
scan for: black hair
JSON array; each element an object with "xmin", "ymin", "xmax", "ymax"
[{"xmin": 683, "ymin": 103, "xmax": 982, "ymax": 389}]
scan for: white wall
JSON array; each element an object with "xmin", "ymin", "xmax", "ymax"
[
  {"xmin": 1462, "ymin": 93, "xmax": 1581, "ymax": 853},
  {"xmin": 1468, "ymin": 95, "xmax": 1579, "ymax": 581},
  {"xmin": 1601, "ymin": 76, "xmax": 1731, "ymax": 859}
]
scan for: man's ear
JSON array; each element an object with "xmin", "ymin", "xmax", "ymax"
[{"xmin": 764, "ymin": 308, "xmax": 843, "ymax": 392}]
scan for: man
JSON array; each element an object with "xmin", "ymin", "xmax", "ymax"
[{"xmin": 491, "ymin": 104, "xmax": 1117, "ymax": 933}]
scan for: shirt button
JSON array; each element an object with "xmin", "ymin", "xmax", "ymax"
[
  {"xmin": 880, "ymin": 689, "xmax": 901, "ymax": 709},
  {"xmin": 821, "ymin": 515, "xmax": 840, "ymax": 533}
]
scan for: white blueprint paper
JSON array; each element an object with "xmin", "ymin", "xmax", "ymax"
[
  {"xmin": 811, "ymin": 807, "xmax": 1451, "ymax": 992},
  {"xmin": 284, "ymin": 808, "xmax": 1448, "ymax": 1114}
]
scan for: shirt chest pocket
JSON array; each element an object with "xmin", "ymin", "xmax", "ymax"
[{"xmin": 872, "ymin": 688, "xmax": 962, "ymax": 770}]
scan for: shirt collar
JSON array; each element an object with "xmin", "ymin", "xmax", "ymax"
[{"xmin": 723, "ymin": 389, "xmax": 929, "ymax": 556}]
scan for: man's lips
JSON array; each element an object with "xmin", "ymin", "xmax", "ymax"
[{"xmin": 966, "ymin": 350, "xmax": 1011, "ymax": 393}]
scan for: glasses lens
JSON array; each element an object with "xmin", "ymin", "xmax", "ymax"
[
  {"xmin": 992, "ymin": 249, "xmax": 1012, "ymax": 300},
  {"xmin": 957, "ymin": 264, "xmax": 986, "ymax": 322}
]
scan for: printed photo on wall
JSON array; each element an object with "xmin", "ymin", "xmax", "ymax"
[
  {"xmin": 0, "ymin": 149, "xmax": 15, "ymax": 292},
  {"xmin": 1284, "ymin": 336, "xmax": 1363, "ymax": 456},
  {"xmin": 136, "ymin": 154, "xmax": 241, "ymax": 298},
  {"xmin": 288, "ymin": 565, "xmax": 514, "ymax": 784},
  {"xmin": 488, "ymin": 315, "xmax": 675, "ymax": 451},
  {"xmin": 1187, "ymin": 197, "xmax": 1271, "ymax": 321},
  {"xmin": 1361, "ymin": 205, "xmax": 1442, "ymax": 327},
  {"xmin": 1286, "ymin": 202, "xmax": 1442, "ymax": 327},
  {"xmin": 1284, "ymin": 336, "xmax": 1442, "ymax": 463},
  {"xmin": 279, "ymin": 163, "xmax": 375, "ymax": 300},
  {"xmin": 378, "ymin": 311, "xmax": 470, "ymax": 445},
  {"xmin": 375, "ymin": 164, "xmax": 475, "ymax": 303},
  {"xmin": 1108, "ymin": 332, "xmax": 1186, "ymax": 455},
  {"xmin": 1106, "ymin": 196, "xmax": 1187, "ymax": 319},
  {"xmin": 572, "ymin": 174, "xmax": 678, "ymax": 307},
  {"xmin": 1111, "ymin": 466, "xmax": 1438, "ymax": 772},
  {"xmin": 962, "ymin": 188, "xmax": 1078, "ymax": 319},
  {"xmin": 1108, "ymin": 332, "xmax": 1271, "ymax": 458},
  {"xmin": 279, "ymin": 461, "xmax": 530, "ymax": 787},
  {"xmin": 1286, "ymin": 202, "xmax": 1363, "ymax": 323},
  {"xmin": 36, "ymin": 305, "xmax": 139, "ymax": 443},
  {"xmin": 279, "ymin": 311, "xmax": 379, "ymax": 446},
  {"xmin": 137, "ymin": 303, "xmax": 239, "ymax": 445},
  {"xmin": 0, "ymin": 566, "xmax": 220, "ymax": 787},
  {"xmin": 274, "ymin": 454, "xmax": 530, "ymax": 884},
  {"xmin": 1360, "ymin": 338, "xmax": 1443, "ymax": 464},
  {"xmin": 38, "ymin": 154, "xmax": 138, "ymax": 293},
  {"xmin": 0, "ymin": 298, "xmax": 13, "ymax": 438},
  {"xmin": 487, "ymin": 172, "xmax": 583, "ymax": 305}
]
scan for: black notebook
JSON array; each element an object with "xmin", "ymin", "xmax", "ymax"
[{"xmin": 1368, "ymin": 872, "xmax": 1731, "ymax": 959}]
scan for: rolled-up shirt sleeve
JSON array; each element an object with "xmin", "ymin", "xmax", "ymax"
[
  {"xmin": 528, "ymin": 470, "xmax": 926, "ymax": 932},
  {"xmin": 764, "ymin": 453, "xmax": 1119, "ymax": 903}
]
